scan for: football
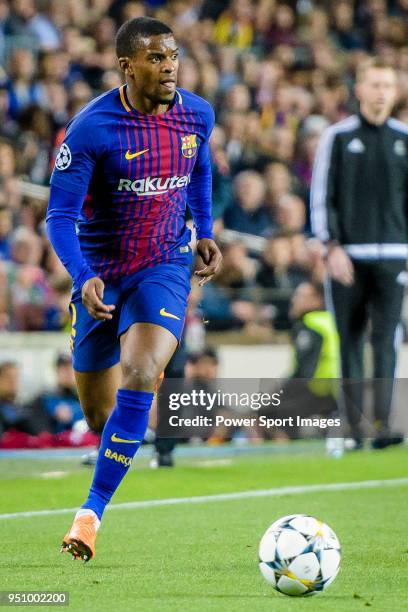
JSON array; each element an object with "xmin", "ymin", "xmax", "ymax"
[{"xmin": 259, "ymin": 514, "xmax": 341, "ymax": 596}]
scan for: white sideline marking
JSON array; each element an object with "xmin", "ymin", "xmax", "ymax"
[
  {"xmin": 40, "ymin": 471, "xmax": 67, "ymax": 479},
  {"xmin": 1, "ymin": 478, "xmax": 407, "ymax": 521}
]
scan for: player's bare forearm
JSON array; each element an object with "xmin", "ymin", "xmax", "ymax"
[
  {"xmin": 194, "ymin": 238, "xmax": 223, "ymax": 286},
  {"xmin": 82, "ymin": 277, "xmax": 116, "ymax": 320}
]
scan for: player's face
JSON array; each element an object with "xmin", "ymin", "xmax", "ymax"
[
  {"xmin": 124, "ymin": 34, "xmax": 179, "ymax": 104},
  {"xmin": 356, "ymin": 68, "xmax": 397, "ymax": 117}
]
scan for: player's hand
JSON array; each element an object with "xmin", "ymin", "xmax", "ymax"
[
  {"xmin": 327, "ymin": 246, "xmax": 354, "ymax": 286},
  {"xmin": 82, "ymin": 277, "xmax": 115, "ymax": 320},
  {"xmin": 195, "ymin": 238, "xmax": 223, "ymax": 286}
]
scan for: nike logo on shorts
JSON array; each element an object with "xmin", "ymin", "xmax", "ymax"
[{"xmin": 160, "ymin": 307, "xmax": 181, "ymax": 320}]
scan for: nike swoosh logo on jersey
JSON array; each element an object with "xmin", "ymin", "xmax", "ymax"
[
  {"xmin": 160, "ymin": 307, "xmax": 181, "ymax": 320},
  {"xmin": 125, "ymin": 148, "xmax": 149, "ymax": 160},
  {"xmin": 111, "ymin": 433, "xmax": 140, "ymax": 444}
]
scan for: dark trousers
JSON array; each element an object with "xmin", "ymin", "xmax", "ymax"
[{"xmin": 330, "ymin": 259, "xmax": 405, "ymax": 436}]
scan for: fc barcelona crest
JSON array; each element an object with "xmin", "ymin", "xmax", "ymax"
[{"xmin": 181, "ymin": 134, "xmax": 197, "ymax": 158}]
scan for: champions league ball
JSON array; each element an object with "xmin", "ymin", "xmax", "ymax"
[{"xmin": 259, "ymin": 514, "xmax": 341, "ymax": 596}]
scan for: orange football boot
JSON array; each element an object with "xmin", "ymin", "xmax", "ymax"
[{"xmin": 61, "ymin": 510, "xmax": 100, "ymax": 562}]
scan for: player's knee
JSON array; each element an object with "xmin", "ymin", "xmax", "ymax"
[
  {"xmin": 121, "ymin": 358, "xmax": 159, "ymax": 391},
  {"xmin": 84, "ymin": 414, "xmax": 104, "ymax": 434},
  {"xmin": 82, "ymin": 403, "xmax": 113, "ymax": 433}
]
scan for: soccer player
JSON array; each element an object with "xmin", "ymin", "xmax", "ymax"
[{"xmin": 46, "ymin": 17, "xmax": 222, "ymax": 561}]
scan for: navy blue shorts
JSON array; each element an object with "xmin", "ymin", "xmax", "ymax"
[{"xmin": 69, "ymin": 263, "xmax": 191, "ymax": 372}]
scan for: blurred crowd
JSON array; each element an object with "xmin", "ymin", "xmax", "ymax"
[
  {"xmin": 1, "ymin": 0, "xmax": 408, "ymax": 336},
  {"xmin": 0, "ymin": 353, "xmax": 101, "ymax": 447}
]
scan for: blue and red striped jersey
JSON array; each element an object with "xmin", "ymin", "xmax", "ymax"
[{"xmin": 50, "ymin": 85, "xmax": 214, "ymax": 281}]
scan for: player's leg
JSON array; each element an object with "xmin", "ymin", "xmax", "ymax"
[
  {"xmin": 76, "ymin": 323, "xmax": 176, "ymax": 536},
  {"xmin": 67, "ymin": 264, "xmax": 190, "ymax": 560},
  {"xmin": 61, "ymin": 288, "xmax": 122, "ymax": 560},
  {"xmin": 370, "ymin": 260, "xmax": 405, "ymax": 445},
  {"xmin": 68, "ymin": 289, "xmax": 122, "ymax": 431},
  {"xmin": 74, "ymin": 365, "xmax": 121, "ymax": 433},
  {"xmin": 120, "ymin": 322, "xmax": 177, "ymax": 390}
]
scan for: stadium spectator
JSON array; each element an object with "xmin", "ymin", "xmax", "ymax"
[
  {"xmin": 201, "ymin": 242, "xmax": 259, "ymax": 331},
  {"xmin": 0, "ymin": 361, "xmax": 21, "ymax": 436},
  {"xmin": 257, "ymin": 234, "xmax": 307, "ymax": 330},
  {"xmin": 0, "ymin": 360, "xmax": 39, "ymax": 437},
  {"xmin": 0, "ymin": 140, "xmax": 16, "ymax": 181},
  {"xmin": 4, "ymin": 0, "xmax": 60, "ymax": 51},
  {"xmin": 292, "ymin": 115, "xmax": 329, "ymax": 193},
  {"xmin": 187, "ymin": 347, "xmax": 219, "ymax": 381},
  {"xmin": 182, "ymin": 347, "xmax": 222, "ymax": 442},
  {"xmin": 0, "ymin": 204, "xmax": 12, "ymax": 260},
  {"xmin": 200, "ymin": 241, "xmax": 274, "ymax": 337},
  {"xmin": 330, "ymin": 1, "xmax": 364, "ymax": 51},
  {"xmin": 17, "ymin": 105, "xmax": 54, "ymax": 183},
  {"xmin": 6, "ymin": 48, "xmax": 45, "ymax": 119},
  {"xmin": 9, "ymin": 264, "xmax": 49, "ymax": 331},
  {"xmin": 223, "ymin": 170, "xmax": 270, "ymax": 236},
  {"xmin": 260, "ymin": 281, "xmax": 340, "ymax": 439},
  {"xmin": 0, "ymin": 84, "xmax": 17, "ymax": 139},
  {"xmin": 27, "ymin": 352, "xmax": 82, "ymax": 434},
  {"xmin": 203, "ymin": 345, "xmax": 264, "ymax": 444},
  {"xmin": 10, "ymin": 227, "xmax": 42, "ymax": 265},
  {"xmin": 213, "ymin": 0, "xmax": 254, "ymax": 49},
  {"xmin": 263, "ymin": 2, "xmax": 296, "ymax": 51},
  {"xmin": 45, "ymin": 273, "xmax": 72, "ymax": 331},
  {"xmin": 274, "ymin": 194, "xmax": 306, "ymax": 234},
  {"xmin": 263, "ymin": 162, "xmax": 292, "ymax": 216},
  {"xmin": 0, "ymin": 261, "xmax": 9, "ymax": 329}
]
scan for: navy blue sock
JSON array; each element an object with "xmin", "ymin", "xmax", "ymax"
[{"xmin": 82, "ymin": 388, "xmax": 153, "ymax": 520}]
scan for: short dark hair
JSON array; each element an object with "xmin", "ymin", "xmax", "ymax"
[
  {"xmin": 187, "ymin": 348, "xmax": 219, "ymax": 365},
  {"xmin": 116, "ymin": 17, "xmax": 173, "ymax": 58},
  {"xmin": 201, "ymin": 348, "xmax": 219, "ymax": 364},
  {"xmin": 56, "ymin": 352, "xmax": 72, "ymax": 368}
]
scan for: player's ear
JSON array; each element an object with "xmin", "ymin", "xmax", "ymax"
[
  {"xmin": 354, "ymin": 80, "xmax": 361, "ymax": 102},
  {"xmin": 118, "ymin": 57, "xmax": 133, "ymax": 76}
]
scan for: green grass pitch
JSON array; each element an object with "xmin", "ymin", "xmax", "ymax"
[{"xmin": 0, "ymin": 444, "xmax": 407, "ymax": 611}]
